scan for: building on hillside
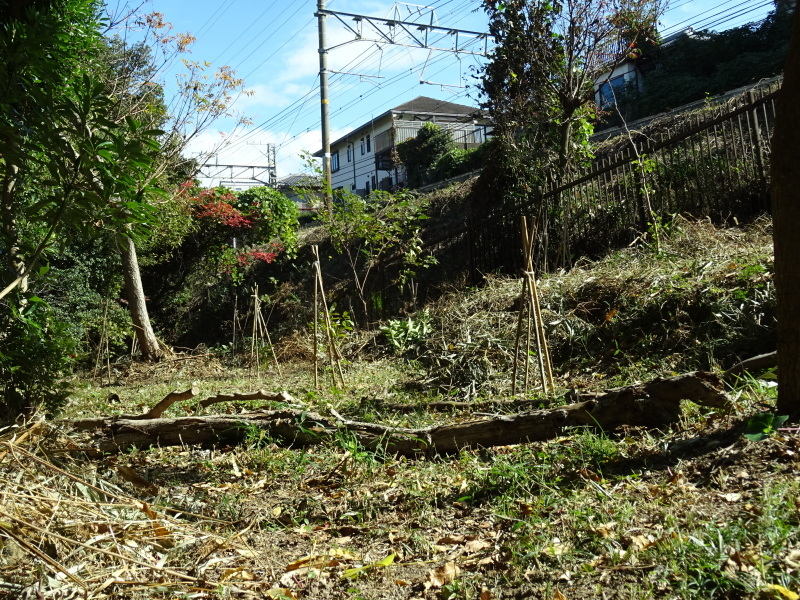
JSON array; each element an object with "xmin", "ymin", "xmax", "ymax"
[
  {"xmin": 594, "ymin": 28, "xmax": 700, "ymax": 110},
  {"xmin": 275, "ymin": 174, "xmax": 321, "ymax": 212},
  {"xmin": 315, "ymin": 96, "xmax": 489, "ymax": 196}
]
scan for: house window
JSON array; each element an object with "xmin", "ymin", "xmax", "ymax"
[
  {"xmin": 598, "ymin": 74, "xmax": 630, "ymax": 108},
  {"xmin": 371, "ymin": 175, "xmax": 376, "ymax": 189},
  {"xmin": 347, "ymin": 145, "xmax": 352, "ymax": 162},
  {"xmin": 331, "ymin": 150, "xmax": 340, "ymax": 172},
  {"xmin": 360, "ymin": 137, "xmax": 365, "ymax": 155},
  {"xmin": 351, "ymin": 183, "xmax": 356, "ymax": 191},
  {"xmin": 366, "ymin": 134, "xmax": 371, "ymax": 153},
  {"xmin": 365, "ymin": 179, "xmax": 370, "ymax": 195}
]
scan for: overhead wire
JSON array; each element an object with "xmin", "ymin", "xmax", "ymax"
[
  {"xmin": 194, "ymin": 0, "xmax": 237, "ymax": 40},
  {"xmin": 661, "ymin": 0, "xmax": 772, "ymax": 34},
  {"xmin": 208, "ymin": 0, "xmax": 282, "ymax": 66},
  {"xmin": 227, "ymin": 2, "xmax": 487, "ymax": 159}
]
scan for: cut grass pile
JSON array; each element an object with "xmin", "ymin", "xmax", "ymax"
[{"xmin": 1, "ymin": 217, "xmax": 797, "ymax": 600}]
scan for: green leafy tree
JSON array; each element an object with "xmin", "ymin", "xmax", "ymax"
[
  {"xmin": 95, "ymin": 12, "xmax": 251, "ymax": 361},
  {"xmin": 605, "ymin": 8, "xmax": 793, "ymax": 125},
  {"xmin": 0, "ymin": 0, "xmax": 165, "ymax": 419},
  {"xmin": 478, "ymin": 0, "xmax": 663, "ymax": 266},
  {"xmin": 395, "ymin": 123, "xmax": 456, "ymax": 188},
  {"xmin": 236, "ymin": 186, "xmax": 300, "ymax": 257},
  {"xmin": 316, "ymin": 190, "xmax": 436, "ymax": 326}
]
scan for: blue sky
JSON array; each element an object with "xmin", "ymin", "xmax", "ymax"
[{"xmin": 124, "ymin": 0, "xmax": 776, "ymax": 183}]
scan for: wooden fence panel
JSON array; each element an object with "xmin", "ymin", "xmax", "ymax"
[{"xmin": 460, "ymin": 83, "xmax": 780, "ymax": 278}]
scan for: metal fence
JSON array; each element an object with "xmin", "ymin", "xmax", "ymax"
[{"xmin": 461, "ymin": 82, "xmax": 779, "ymax": 277}]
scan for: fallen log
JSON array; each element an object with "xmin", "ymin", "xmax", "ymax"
[{"xmin": 71, "ymin": 371, "xmax": 730, "ymax": 456}]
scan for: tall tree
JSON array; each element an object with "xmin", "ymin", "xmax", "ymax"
[
  {"xmin": 478, "ymin": 0, "xmax": 662, "ymax": 266},
  {"xmin": 0, "ymin": 0, "xmax": 164, "ymax": 419},
  {"xmin": 0, "ymin": 0, "xmax": 163, "ymax": 303},
  {"xmin": 771, "ymin": 5, "xmax": 800, "ymax": 419},
  {"xmin": 99, "ymin": 13, "xmax": 250, "ymax": 361}
]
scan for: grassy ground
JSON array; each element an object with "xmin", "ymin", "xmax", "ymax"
[{"xmin": 1, "ymin": 217, "xmax": 798, "ymax": 600}]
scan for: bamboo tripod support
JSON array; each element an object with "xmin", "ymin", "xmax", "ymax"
[
  {"xmin": 249, "ymin": 285, "xmax": 282, "ymax": 379},
  {"xmin": 512, "ymin": 217, "xmax": 554, "ymax": 396},
  {"xmin": 311, "ymin": 245, "xmax": 346, "ymax": 389},
  {"xmin": 93, "ymin": 299, "xmax": 112, "ymax": 382}
]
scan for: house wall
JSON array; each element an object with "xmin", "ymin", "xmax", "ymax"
[
  {"xmin": 327, "ymin": 110, "xmax": 490, "ymax": 195},
  {"xmin": 330, "ymin": 116, "xmax": 394, "ymax": 196}
]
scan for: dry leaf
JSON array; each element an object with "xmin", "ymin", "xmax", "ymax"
[
  {"xmin": 543, "ymin": 538, "xmax": 569, "ymax": 556},
  {"xmin": 280, "ymin": 566, "xmax": 323, "ymax": 587},
  {"xmin": 592, "ymin": 522, "xmax": 617, "ymax": 538},
  {"xmin": 116, "ymin": 466, "xmax": 158, "ymax": 495},
  {"xmin": 464, "ymin": 539, "xmax": 493, "ymax": 554},
  {"xmin": 480, "ymin": 590, "xmax": 495, "ymax": 600},
  {"xmin": 265, "ymin": 589, "xmax": 298, "ymax": 600},
  {"xmin": 220, "ymin": 566, "xmax": 255, "ymax": 581},
  {"xmin": 285, "ymin": 548, "xmax": 358, "ymax": 573},
  {"xmin": 784, "ymin": 549, "xmax": 800, "ymax": 569},
  {"xmin": 437, "ymin": 534, "xmax": 466, "ymax": 545},
  {"xmin": 426, "ymin": 561, "xmax": 459, "ymax": 589},
  {"xmin": 553, "ymin": 590, "xmax": 568, "ymax": 600},
  {"xmin": 139, "ymin": 503, "xmax": 172, "ymax": 544},
  {"xmin": 720, "ymin": 492, "xmax": 743, "ymax": 502}
]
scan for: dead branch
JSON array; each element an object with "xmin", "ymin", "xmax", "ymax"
[
  {"xmin": 146, "ymin": 386, "xmax": 200, "ymax": 418},
  {"xmin": 199, "ymin": 389, "xmax": 295, "ymax": 409},
  {"xmin": 723, "ymin": 351, "xmax": 777, "ymax": 381},
  {"xmin": 71, "ymin": 387, "xmax": 199, "ymax": 430},
  {"xmin": 70, "ymin": 371, "xmax": 730, "ymax": 456}
]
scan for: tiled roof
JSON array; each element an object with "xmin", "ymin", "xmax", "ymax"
[
  {"xmin": 391, "ymin": 96, "xmax": 481, "ymax": 116},
  {"xmin": 277, "ymin": 174, "xmax": 321, "ymax": 187}
]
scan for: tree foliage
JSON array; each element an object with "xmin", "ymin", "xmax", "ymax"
[
  {"xmin": 315, "ymin": 190, "xmax": 436, "ymax": 325},
  {"xmin": 0, "ymin": 0, "xmax": 164, "ymax": 300},
  {"xmin": 395, "ymin": 123, "xmax": 456, "ymax": 188},
  {"xmin": 604, "ymin": 7, "xmax": 794, "ymax": 126},
  {"xmin": 477, "ymin": 0, "xmax": 663, "ymax": 266}
]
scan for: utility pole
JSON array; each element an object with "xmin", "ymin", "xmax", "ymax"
[
  {"xmin": 317, "ymin": 0, "xmax": 333, "ymax": 215},
  {"xmin": 314, "ymin": 3, "xmax": 491, "ymax": 211}
]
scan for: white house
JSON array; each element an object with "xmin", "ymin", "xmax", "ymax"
[{"xmin": 316, "ymin": 96, "xmax": 489, "ymax": 196}]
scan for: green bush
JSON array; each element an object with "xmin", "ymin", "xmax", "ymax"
[{"xmin": 0, "ymin": 296, "xmax": 76, "ymax": 423}]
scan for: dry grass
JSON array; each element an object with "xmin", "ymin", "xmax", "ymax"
[{"xmin": 1, "ymin": 217, "xmax": 795, "ymax": 600}]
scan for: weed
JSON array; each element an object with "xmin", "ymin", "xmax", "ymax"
[
  {"xmin": 743, "ymin": 412, "xmax": 789, "ymax": 441},
  {"xmin": 379, "ymin": 310, "xmax": 432, "ymax": 354}
]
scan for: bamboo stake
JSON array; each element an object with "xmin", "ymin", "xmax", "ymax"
[
  {"xmin": 519, "ymin": 218, "xmax": 546, "ymax": 394},
  {"xmin": 232, "ymin": 296, "xmax": 238, "ymax": 360},
  {"xmin": 257, "ymin": 308, "xmax": 282, "ymax": 376},
  {"xmin": 93, "ymin": 299, "xmax": 111, "ymax": 382},
  {"xmin": 250, "ymin": 285, "xmax": 260, "ymax": 379},
  {"xmin": 524, "ymin": 278, "xmax": 535, "ymax": 394},
  {"xmin": 519, "ymin": 216, "xmax": 555, "ymax": 395},
  {"xmin": 312, "ymin": 246, "xmax": 345, "ymax": 388},
  {"xmin": 524, "ymin": 217, "xmax": 554, "ymax": 392},
  {"xmin": 511, "ymin": 277, "xmax": 527, "ymax": 396},
  {"xmin": 313, "ymin": 246, "xmax": 319, "ymax": 390}
]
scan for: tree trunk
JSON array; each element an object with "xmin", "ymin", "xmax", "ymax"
[
  {"xmin": 1, "ymin": 163, "xmax": 27, "ymax": 294},
  {"xmin": 71, "ymin": 371, "xmax": 729, "ymax": 456},
  {"xmin": 771, "ymin": 7, "xmax": 800, "ymax": 418},
  {"xmin": 118, "ymin": 231, "xmax": 163, "ymax": 362}
]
